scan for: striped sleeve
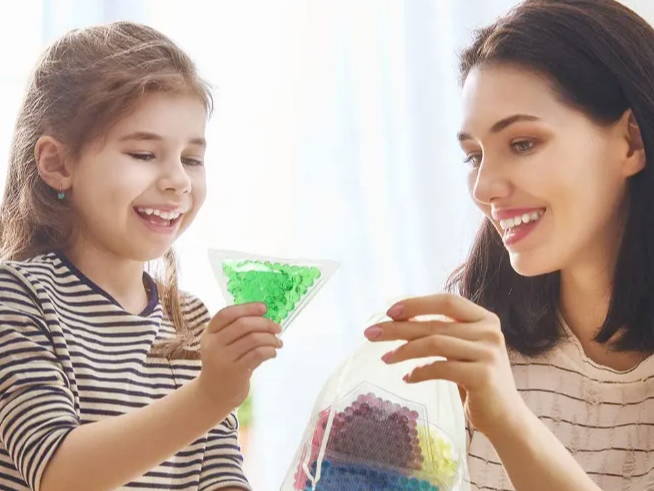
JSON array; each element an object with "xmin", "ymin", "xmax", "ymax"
[
  {"xmin": 0, "ymin": 266, "xmax": 78, "ymax": 491},
  {"xmin": 179, "ymin": 294, "xmax": 250, "ymax": 489},
  {"xmin": 199, "ymin": 414, "xmax": 250, "ymax": 490}
]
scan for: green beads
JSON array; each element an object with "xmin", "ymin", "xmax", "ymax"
[{"xmin": 223, "ymin": 260, "xmax": 322, "ymax": 324}]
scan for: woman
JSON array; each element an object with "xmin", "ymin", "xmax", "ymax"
[{"xmin": 364, "ymin": 0, "xmax": 654, "ymax": 489}]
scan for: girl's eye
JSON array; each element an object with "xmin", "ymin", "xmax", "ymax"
[
  {"xmin": 463, "ymin": 153, "xmax": 482, "ymax": 168},
  {"xmin": 511, "ymin": 139, "xmax": 536, "ymax": 153},
  {"xmin": 182, "ymin": 157, "xmax": 204, "ymax": 167},
  {"xmin": 128, "ymin": 152, "xmax": 155, "ymax": 161}
]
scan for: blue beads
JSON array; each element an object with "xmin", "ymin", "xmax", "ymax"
[{"xmin": 303, "ymin": 459, "xmax": 439, "ymax": 491}]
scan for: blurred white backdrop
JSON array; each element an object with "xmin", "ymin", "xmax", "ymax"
[{"xmin": 2, "ymin": 1, "xmax": 653, "ymax": 489}]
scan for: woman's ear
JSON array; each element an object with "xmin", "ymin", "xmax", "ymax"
[
  {"xmin": 621, "ymin": 109, "xmax": 646, "ymax": 177},
  {"xmin": 35, "ymin": 136, "xmax": 73, "ymax": 192}
]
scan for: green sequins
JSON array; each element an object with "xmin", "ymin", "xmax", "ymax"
[{"xmin": 223, "ymin": 260, "xmax": 322, "ymax": 324}]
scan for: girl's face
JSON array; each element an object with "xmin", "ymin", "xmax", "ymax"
[
  {"xmin": 458, "ymin": 64, "xmax": 640, "ymax": 277},
  {"xmin": 69, "ymin": 92, "xmax": 207, "ymax": 262}
]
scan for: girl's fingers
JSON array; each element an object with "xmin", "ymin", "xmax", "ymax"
[
  {"xmin": 226, "ymin": 331, "xmax": 282, "ymax": 362},
  {"xmin": 237, "ymin": 346, "xmax": 279, "ymax": 371},
  {"xmin": 402, "ymin": 359, "xmax": 477, "ymax": 387},
  {"xmin": 386, "ymin": 293, "xmax": 489, "ymax": 323},
  {"xmin": 382, "ymin": 334, "xmax": 486, "ymax": 364},
  {"xmin": 216, "ymin": 316, "xmax": 281, "ymax": 345},
  {"xmin": 207, "ymin": 302, "xmax": 267, "ymax": 333},
  {"xmin": 365, "ymin": 320, "xmax": 485, "ymax": 343}
]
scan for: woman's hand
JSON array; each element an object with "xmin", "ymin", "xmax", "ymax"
[{"xmin": 364, "ymin": 293, "xmax": 527, "ymax": 439}]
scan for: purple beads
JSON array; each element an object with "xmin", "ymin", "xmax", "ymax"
[{"xmin": 295, "ymin": 392, "xmax": 444, "ymax": 490}]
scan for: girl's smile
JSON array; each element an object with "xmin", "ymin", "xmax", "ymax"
[
  {"xmin": 134, "ymin": 205, "xmax": 186, "ymax": 235},
  {"xmin": 67, "ymin": 91, "xmax": 208, "ymax": 262}
]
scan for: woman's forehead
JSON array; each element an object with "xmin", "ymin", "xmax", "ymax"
[{"xmin": 460, "ymin": 65, "xmax": 570, "ymax": 136}]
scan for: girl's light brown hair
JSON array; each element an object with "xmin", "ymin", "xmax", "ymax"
[{"xmin": 0, "ymin": 21, "xmax": 212, "ymax": 359}]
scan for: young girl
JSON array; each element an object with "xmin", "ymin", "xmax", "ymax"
[
  {"xmin": 365, "ymin": 0, "xmax": 654, "ymax": 489},
  {"xmin": 0, "ymin": 22, "xmax": 283, "ymax": 490}
]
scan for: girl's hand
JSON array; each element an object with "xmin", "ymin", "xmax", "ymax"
[
  {"xmin": 198, "ymin": 303, "xmax": 282, "ymax": 409},
  {"xmin": 364, "ymin": 293, "xmax": 527, "ymax": 439}
]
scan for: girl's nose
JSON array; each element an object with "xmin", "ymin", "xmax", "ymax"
[{"xmin": 159, "ymin": 158, "xmax": 192, "ymax": 194}]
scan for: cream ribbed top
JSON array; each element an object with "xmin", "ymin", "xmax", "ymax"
[{"xmin": 467, "ymin": 320, "xmax": 654, "ymax": 490}]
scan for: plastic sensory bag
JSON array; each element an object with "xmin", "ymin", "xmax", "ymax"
[
  {"xmin": 282, "ymin": 314, "xmax": 470, "ymax": 491},
  {"xmin": 209, "ymin": 249, "xmax": 338, "ymax": 332}
]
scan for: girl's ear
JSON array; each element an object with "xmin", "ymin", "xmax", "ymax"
[
  {"xmin": 35, "ymin": 136, "xmax": 73, "ymax": 192},
  {"xmin": 620, "ymin": 109, "xmax": 646, "ymax": 178}
]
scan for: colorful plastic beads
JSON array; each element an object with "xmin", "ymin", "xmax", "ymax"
[
  {"xmin": 296, "ymin": 393, "xmax": 458, "ymax": 490},
  {"xmin": 223, "ymin": 260, "xmax": 321, "ymax": 324},
  {"xmin": 303, "ymin": 460, "xmax": 440, "ymax": 490}
]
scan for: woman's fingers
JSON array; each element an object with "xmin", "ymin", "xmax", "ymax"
[
  {"xmin": 403, "ymin": 359, "xmax": 477, "ymax": 386},
  {"xmin": 381, "ymin": 334, "xmax": 487, "ymax": 364},
  {"xmin": 386, "ymin": 293, "xmax": 490, "ymax": 323},
  {"xmin": 365, "ymin": 319, "xmax": 485, "ymax": 342}
]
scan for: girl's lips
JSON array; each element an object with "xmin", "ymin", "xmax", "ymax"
[
  {"xmin": 134, "ymin": 204, "xmax": 186, "ymax": 214},
  {"xmin": 133, "ymin": 208, "xmax": 182, "ymax": 234}
]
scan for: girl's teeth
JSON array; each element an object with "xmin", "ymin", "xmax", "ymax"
[{"xmin": 135, "ymin": 207, "xmax": 182, "ymax": 222}]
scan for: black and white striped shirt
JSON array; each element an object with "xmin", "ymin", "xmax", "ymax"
[{"xmin": 0, "ymin": 251, "xmax": 249, "ymax": 490}]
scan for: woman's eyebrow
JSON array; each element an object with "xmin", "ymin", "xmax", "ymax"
[{"xmin": 457, "ymin": 114, "xmax": 541, "ymax": 142}]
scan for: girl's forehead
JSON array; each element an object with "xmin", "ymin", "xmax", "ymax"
[{"xmin": 108, "ymin": 92, "xmax": 207, "ymax": 140}]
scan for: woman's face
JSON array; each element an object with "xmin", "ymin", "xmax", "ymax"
[{"xmin": 458, "ymin": 64, "xmax": 641, "ymax": 277}]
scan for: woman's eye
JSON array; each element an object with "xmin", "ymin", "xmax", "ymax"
[
  {"xmin": 511, "ymin": 140, "xmax": 536, "ymax": 153},
  {"xmin": 463, "ymin": 153, "xmax": 482, "ymax": 168},
  {"xmin": 128, "ymin": 152, "xmax": 155, "ymax": 161}
]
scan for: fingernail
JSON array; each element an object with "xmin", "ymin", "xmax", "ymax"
[
  {"xmin": 381, "ymin": 350, "xmax": 394, "ymax": 363},
  {"xmin": 387, "ymin": 303, "xmax": 404, "ymax": 318},
  {"xmin": 403, "ymin": 373, "xmax": 410, "ymax": 382},
  {"xmin": 364, "ymin": 326, "xmax": 383, "ymax": 339},
  {"xmin": 258, "ymin": 303, "xmax": 267, "ymax": 314}
]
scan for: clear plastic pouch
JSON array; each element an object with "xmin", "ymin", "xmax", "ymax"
[
  {"xmin": 282, "ymin": 315, "xmax": 470, "ymax": 490},
  {"xmin": 208, "ymin": 249, "xmax": 338, "ymax": 331}
]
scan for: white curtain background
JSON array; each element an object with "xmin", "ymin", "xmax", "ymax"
[{"xmin": 1, "ymin": 1, "xmax": 652, "ymax": 488}]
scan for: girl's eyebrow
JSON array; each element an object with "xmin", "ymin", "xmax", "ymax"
[
  {"xmin": 119, "ymin": 131, "xmax": 206, "ymax": 147},
  {"xmin": 457, "ymin": 114, "xmax": 541, "ymax": 142}
]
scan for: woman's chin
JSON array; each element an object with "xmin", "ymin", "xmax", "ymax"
[{"xmin": 509, "ymin": 252, "xmax": 559, "ymax": 277}]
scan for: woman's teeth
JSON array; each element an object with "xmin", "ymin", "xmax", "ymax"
[{"xmin": 499, "ymin": 210, "xmax": 544, "ymax": 231}]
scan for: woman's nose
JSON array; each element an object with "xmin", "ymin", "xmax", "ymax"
[{"xmin": 471, "ymin": 157, "xmax": 512, "ymax": 205}]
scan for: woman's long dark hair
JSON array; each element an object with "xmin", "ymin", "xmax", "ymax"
[{"xmin": 447, "ymin": 0, "xmax": 654, "ymax": 356}]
